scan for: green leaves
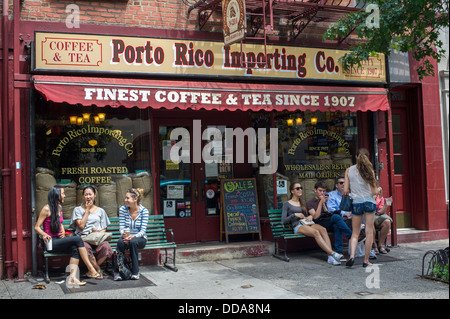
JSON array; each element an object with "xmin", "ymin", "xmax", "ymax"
[{"xmin": 323, "ymin": 0, "xmax": 449, "ymax": 80}]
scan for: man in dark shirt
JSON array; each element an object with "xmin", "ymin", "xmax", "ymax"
[{"xmin": 306, "ymin": 181, "xmax": 352, "ymax": 255}]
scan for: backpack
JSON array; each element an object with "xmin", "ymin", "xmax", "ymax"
[{"xmin": 116, "ymin": 251, "xmax": 132, "ymax": 280}]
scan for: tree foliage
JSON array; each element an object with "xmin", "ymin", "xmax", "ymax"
[{"xmin": 323, "ymin": 0, "xmax": 449, "ymax": 80}]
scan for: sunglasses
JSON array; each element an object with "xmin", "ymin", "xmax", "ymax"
[
  {"xmin": 294, "ymin": 186, "xmax": 303, "ymax": 190},
  {"xmin": 338, "ymin": 182, "xmax": 344, "ymax": 185}
]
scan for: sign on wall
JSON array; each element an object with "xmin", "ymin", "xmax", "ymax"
[{"xmin": 33, "ymin": 32, "xmax": 386, "ymax": 83}]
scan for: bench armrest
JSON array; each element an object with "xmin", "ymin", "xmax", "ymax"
[{"xmin": 165, "ymin": 229, "xmax": 175, "ymax": 243}]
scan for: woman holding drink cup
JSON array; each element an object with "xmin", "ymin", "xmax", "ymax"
[
  {"xmin": 114, "ymin": 188, "xmax": 149, "ymax": 281},
  {"xmin": 35, "ymin": 185, "xmax": 101, "ymax": 285}
]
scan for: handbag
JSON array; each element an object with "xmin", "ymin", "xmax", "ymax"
[
  {"xmin": 116, "ymin": 251, "xmax": 132, "ymax": 280},
  {"xmin": 339, "ymin": 195, "xmax": 353, "ymax": 212},
  {"xmin": 81, "ymin": 231, "xmax": 112, "ymax": 246}
]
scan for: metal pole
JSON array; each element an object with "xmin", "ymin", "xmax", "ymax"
[{"xmin": 29, "ymin": 89, "xmax": 37, "ymax": 276}]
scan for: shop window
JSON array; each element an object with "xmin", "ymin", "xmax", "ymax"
[
  {"xmin": 34, "ymin": 100, "xmax": 152, "ymax": 219},
  {"xmin": 274, "ymin": 110, "xmax": 358, "ymax": 203}
]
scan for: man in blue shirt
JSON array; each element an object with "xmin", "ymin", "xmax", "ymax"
[{"xmin": 327, "ymin": 175, "xmax": 353, "ymax": 230}]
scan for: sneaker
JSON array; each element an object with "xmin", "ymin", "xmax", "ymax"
[
  {"xmin": 131, "ymin": 273, "xmax": 140, "ymax": 280},
  {"xmin": 114, "ymin": 273, "xmax": 122, "ymax": 281},
  {"xmin": 328, "ymin": 255, "xmax": 341, "ymax": 265},
  {"xmin": 369, "ymin": 249, "xmax": 377, "ymax": 260},
  {"xmin": 332, "ymin": 252, "xmax": 343, "ymax": 262}
]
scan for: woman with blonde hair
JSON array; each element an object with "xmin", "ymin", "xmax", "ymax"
[
  {"xmin": 114, "ymin": 188, "xmax": 149, "ymax": 280},
  {"xmin": 282, "ymin": 182, "xmax": 343, "ymax": 265},
  {"xmin": 344, "ymin": 148, "xmax": 378, "ymax": 268}
]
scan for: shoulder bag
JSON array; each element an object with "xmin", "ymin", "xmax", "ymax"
[
  {"xmin": 80, "ymin": 231, "xmax": 112, "ymax": 246},
  {"xmin": 339, "ymin": 195, "xmax": 353, "ymax": 212}
]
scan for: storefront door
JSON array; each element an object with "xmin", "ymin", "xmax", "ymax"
[
  {"xmin": 153, "ymin": 111, "xmax": 249, "ymax": 243},
  {"xmin": 392, "ymin": 107, "xmax": 411, "ymax": 227}
]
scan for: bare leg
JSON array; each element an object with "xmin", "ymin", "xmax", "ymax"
[
  {"xmin": 378, "ymin": 219, "xmax": 391, "ymax": 249},
  {"xmin": 67, "ymin": 258, "xmax": 85, "ymax": 285},
  {"xmin": 363, "ymin": 213, "xmax": 375, "ymax": 264},
  {"xmin": 298, "ymin": 225, "xmax": 334, "ymax": 256},
  {"xmin": 78, "ymin": 246, "xmax": 98, "ymax": 276},
  {"xmin": 349, "ymin": 215, "xmax": 363, "ymax": 259}
]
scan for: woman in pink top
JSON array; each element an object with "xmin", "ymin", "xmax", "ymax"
[{"xmin": 35, "ymin": 185, "xmax": 100, "ymax": 286}]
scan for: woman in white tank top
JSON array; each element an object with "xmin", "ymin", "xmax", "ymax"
[{"xmin": 344, "ymin": 148, "xmax": 378, "ymax": 268}]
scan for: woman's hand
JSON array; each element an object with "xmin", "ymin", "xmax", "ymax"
[
  {"xmin": 123, "ymin": 235, "xmax": 135, "ymax": 244},
  {"xmin": 85, "ymin": 200, "xmax": 94, "ymax": 213},
  {"xmin": 43, "ymin": 234, "xmax": 52, "ymax": 243},
  {"xmin": 295, "ymin": 213, "xmax": 304, "ymax": 219},
  {"xmin": 305, "ymin": 215, "xmax": 313, "ymax": 222}
]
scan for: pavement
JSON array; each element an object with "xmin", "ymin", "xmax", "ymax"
[{"xmin": 0, "ymin": 239, "xmax": 448, "ymax": 303}]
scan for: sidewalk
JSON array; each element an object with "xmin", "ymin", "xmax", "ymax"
[{"xmin": 1, "ymin": 239, "xmax": 448, "ymax": 300}]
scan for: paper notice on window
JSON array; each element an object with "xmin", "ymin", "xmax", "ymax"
[
  {"xmin": 163, "ymin": 200, "xmax": 176, "ymax": 217},
  {"xmin": 167, "ymin": 185, "xmax": 184, "ymax": 199}
]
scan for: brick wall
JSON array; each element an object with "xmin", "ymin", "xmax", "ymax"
[
  {"xmin": 18, "ymin": 0, "xmax": 335, "ymax": 42},
  {"xmin": 19, "ymin": 0, "xmax": 204, "ymax": 30}
]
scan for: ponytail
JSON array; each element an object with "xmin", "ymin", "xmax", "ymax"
[{"xmin": 356, "ymin": 148, "xmax": 377, "ymax": 188}]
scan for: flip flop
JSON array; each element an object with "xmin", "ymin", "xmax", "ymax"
[
  {"xmin": 378, "ymin": 246, "xmax": 388, "ymax": 254},
  {"xmin": 86, "ymin": 272, "xmax": 102, "ymax": 280}
]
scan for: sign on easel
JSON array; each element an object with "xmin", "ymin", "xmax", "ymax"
[{"xmin": 220, "ymin": 178, "xmax": 261, "ymax": 243}]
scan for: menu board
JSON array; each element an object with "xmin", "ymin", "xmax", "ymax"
[{"xmin": 220, "ymin": 178, "xmax": 261, "ymax": 243}]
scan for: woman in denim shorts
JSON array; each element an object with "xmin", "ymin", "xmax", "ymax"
[{"xmin": 344, "ymin": 148, "xmax": 378, "ymax": 268}]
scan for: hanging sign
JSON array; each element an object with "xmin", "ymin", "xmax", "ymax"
[{"xmin": 222, "ymin": 0, "xmax": 246, "ymax": 46}]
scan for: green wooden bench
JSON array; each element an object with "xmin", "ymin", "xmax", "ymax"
[
  {"xmin": 268, "ymin": 209, "xmax": 306, "ymax": 262},
  {"xmin": 40, "ymin": 214, "xmax": 177, "ymax": 283}
]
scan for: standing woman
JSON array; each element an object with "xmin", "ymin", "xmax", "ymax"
[
  {"xmin": 282, "ymin": 182, "xmax": 343, "ymax": 265},
  {"xmin": 344, "ymin": 148, "xmax": 378, "ymax": 267},
  {"xmin": 71, "ymin": 185, "xmax": 114, "ymax": 278},
  {"xmin": 114, "ymin": 188, "xmax": 149, "ymax": 280},
  {"xmin": 35, "ymin": 185, "xmax": 100, "ymax": 285}
]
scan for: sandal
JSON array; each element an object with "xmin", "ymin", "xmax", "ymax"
[
  {"xmin": 86, "ymin": 272, "xmax": 102, "ymax": 280},
  {"xmin": 378, "ymin": 246, "xmax": 388, "ymax": 254},
  {"xmin": 68, "ymin": 279, "xmax": 86, "ymax": 286}
]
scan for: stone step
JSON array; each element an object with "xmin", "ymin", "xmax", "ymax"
[{"xmin": 174, "ymin": 241, "xmax": 274, "ymax": 263}]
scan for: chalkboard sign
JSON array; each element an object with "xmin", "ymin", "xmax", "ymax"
[{"xmin": 220, "ymin": 178, "xmax": 261, "ymax": 243}]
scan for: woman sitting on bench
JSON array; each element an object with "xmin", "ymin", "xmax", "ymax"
[
  {"xmin": 114, "ymin": 188, "xmax": 149, "ymax": 281},
  {"xmin": 35, "ymin": 185, "xmax": 101, "ymax": 285},
  {"xmin": 281, "ymin": 182, "xmax": 343, "ymax": 266}
]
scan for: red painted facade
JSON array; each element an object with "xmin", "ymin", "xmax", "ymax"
[{"xmin": 0, "ymin": 0, "xmax": 448, "ymax": 280}]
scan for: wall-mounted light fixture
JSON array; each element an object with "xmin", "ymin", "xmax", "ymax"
[
  {"xmin": 286, "ymin": 119, "xmax": 294, "ymax": 126},
  {"xmin": 69, "ymin": 116, "xmax": 77, "ymax": 124},
  {"xmin": 82, "ymin": 113, "xmax": 91, "ymax": 122},
  {"xmin": 70, "ymin": 112, "xmax": 106, "ymax": 125},
  {"xmin": 311, "ymin": 117, "xmax": 318, "ymax": 125},
  {"xmin": 295, "ymin": 117, "xmax": 303, "ymax": 125}
]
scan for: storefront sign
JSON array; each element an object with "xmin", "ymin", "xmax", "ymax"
[
  {"xmin": 33, "ymin": 76, "xmax": 390, "ymax": 112},
  {"xmin": 34, "ymin": 32, "xmax": 385, "ymax": 83},
  {"xmin": 222, "ymin": 0, "xmax": 246, "ymax": 46}
]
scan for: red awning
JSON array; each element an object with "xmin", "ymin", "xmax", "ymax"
[{"xmin": 33, "ymin": 75, "xmax": 389, "ymax": 112}]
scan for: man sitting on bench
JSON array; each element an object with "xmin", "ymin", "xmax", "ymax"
[{"xmin": 306, "ymin": 181, "xmax": 352, "ymax": 256}]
